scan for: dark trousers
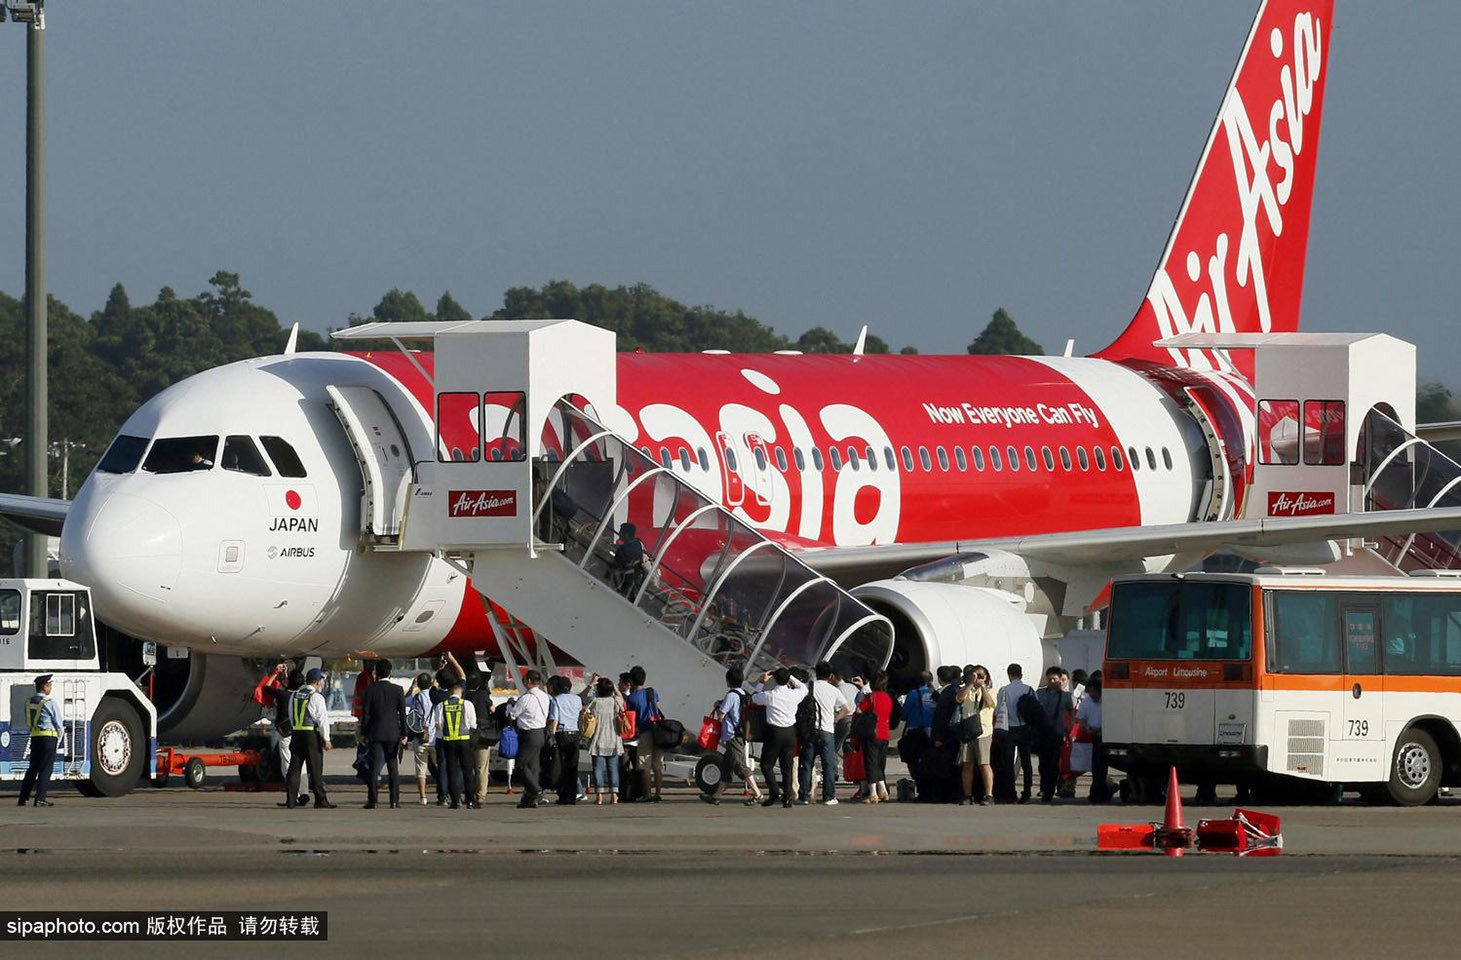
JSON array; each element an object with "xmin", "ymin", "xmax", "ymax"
[
  {"xmin": 1089, "ymin": 737, "xmax": 1111, "ymax": 802},
  {"xmin": 992, "ymin": 732, "xmax": 1017, "ymax": 802},
  {"xmin": 760, "ymin": 724, "xmax": 796, "ymax": 800},
  {"xmin": 518, "ymin": 728, "xmax": 546, "ymax": 801},
  {"xmin": 864, "ymin": 738, "xmax": 889, "ymax": 786},
  {"xmin": 1009, "ymin": 725, "xmax": 1034, "ymax": 799},
  {"xmin": 1037, "ymin": 729, "xmax": 1063, "ymax": 799},
  {"xmin": 441, "ymin": 738, "xmax": 473, "ymax": 804},
  {"xmin": 555, "ymin": 732, "xmax": 581, "ymax": 802},
  {"xmin": 434, "ymin": 740, "xmax": 448, "ymax": 799},
  {"xmin": 18, "ymin": 735, "xmax": 58, "ymax": 804},
  {"xmin": 799, "ymin": 730, "xmax": 838, "ymax": 801},
  {"xmin": 286, "ymin": 731, "xmax": 328, "ymax": 806},
  {"xmin": 367, "ymin": 740, "xmax": 400, "ymax": 806}
]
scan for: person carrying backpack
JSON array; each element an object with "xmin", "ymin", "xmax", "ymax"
[
  {"xmin": 798, "ymin": 661, "xmax": 850, "ymax": 805},
  {"xmin": 701, "ymin": 667, "xmax": 763, "ymax": 806},
  {"xmin": 405, "ymin": 672, "xmax": 436, "ymax": 805},
  {"xmin": 994, "ymin": 663, "xmax": 1035, "ymax": 803},
  {"xmin": 623, "ymin": 666, "xmax": 665, "ymax": 802}
]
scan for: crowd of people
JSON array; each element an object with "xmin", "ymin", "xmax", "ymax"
[{"xmin": 255, "ymin": 655, "xmax": 1109, "ymax": 809}]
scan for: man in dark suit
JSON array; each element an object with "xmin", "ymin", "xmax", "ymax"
[{"xmin": 359, "ymin": 659, "xmax": 408, "ymax": 809}]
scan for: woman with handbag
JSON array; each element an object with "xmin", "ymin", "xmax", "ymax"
[
  {"xmin": 852, "ymin": 671, "xmax": 895, "ymax": 803},
  {"xmin": 956, "ymin": 665, "xmax": 997, "ymax": 805},
  {"xmin": 584, "ymin": 676, "xmax": 625, "ymax": 805}
]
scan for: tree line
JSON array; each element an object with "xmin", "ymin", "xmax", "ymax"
[{"xmin": 3, "ymin": 270, "xmax": 1458, "ymax": 566}]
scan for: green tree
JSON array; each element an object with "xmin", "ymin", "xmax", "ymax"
[
  {"xmin": 435, "ymin": 291, "xmax": 472, "ymax": 322},
  {"xmin": 371, "ymin": 288, "xmax": 430, "ymax": 325},
  {"xmin": 967, "ymin": 307, "xmax": 1043, "ymax": 355}
]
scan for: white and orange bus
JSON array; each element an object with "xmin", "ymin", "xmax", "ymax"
[{"xmin": 1103, "ymin": 569, "xmax": 1461, "ymax": 805}]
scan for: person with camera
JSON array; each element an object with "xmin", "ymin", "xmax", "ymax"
[
  {"xmin": 405, "ymin": 672, "xmax": 436, "ymax": 806},
  {"xmin": 751, "ymin": 667, "xmax": 806, "ymax": 808},
  {"xmin": 956, "ymin": 665, "xmax": 997, "ymax": 805}
]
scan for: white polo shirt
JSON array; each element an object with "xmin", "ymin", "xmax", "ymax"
[
  {"xmin": 752, "ymin": 678, "xmax": 807, "ymax": 728},
  {"xmin": 809, "ymin": 679, "xmax": 850, "ymax": 734}
]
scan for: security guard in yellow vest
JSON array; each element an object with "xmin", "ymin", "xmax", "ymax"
[
  {"xmin": 18, "ymin": 674, "xmax": 63, "ymax": 807},
  {"xmin": 429, "ymin": 679, "xmax": 477, "ymax": 809},
  {"xmin": 284, "ymin": 668, "xmax": 335, "ymax": 809}
]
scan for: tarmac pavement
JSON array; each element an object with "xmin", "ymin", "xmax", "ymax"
[{"xmin": 4, "ymin": 752, "xmax": 1461, "ymax": 958}]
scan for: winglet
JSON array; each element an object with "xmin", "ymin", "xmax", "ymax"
[
  {"xmin": 284, "ymin": 322, "xmax": 300, "ymax": 356},
  {"xmin": 853, "ymin": 325, "xmax": 868, "ymax": 356}
]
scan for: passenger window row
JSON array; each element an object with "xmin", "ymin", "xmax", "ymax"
[{"xmin": 635, "ymin": 441, "xmax": 1179, "ymax": 477}]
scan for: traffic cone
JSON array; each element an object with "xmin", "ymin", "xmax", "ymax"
[{"xmin": 1160, "ymin": 765, "xmax": 1188, "ymax": 857}]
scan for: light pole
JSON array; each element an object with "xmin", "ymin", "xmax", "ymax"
[{"xmin": 4, "ymin": 1, "xmax": 48, "ymax": 577}]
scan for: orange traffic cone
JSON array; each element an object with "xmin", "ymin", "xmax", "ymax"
[{"xmin": 1156, "ymin": 766, "xmax": 1193, "ymax": 856}]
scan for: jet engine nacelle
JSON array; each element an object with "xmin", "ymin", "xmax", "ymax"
[{"xmin": 852, "ymin": 580, "xmax": 1045, "ymax": 691}]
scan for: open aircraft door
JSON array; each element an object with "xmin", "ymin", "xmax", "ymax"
[{"xmin": 326, "ymin": 385, "xmax": 414, "ymax": 544}]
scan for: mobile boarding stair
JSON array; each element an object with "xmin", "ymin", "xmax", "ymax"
[
  {"xmin": 1173, "ymin": 331, "xmax": 1461, "ymax": 574},
  {"xmin": 334, "ymin": 320, "xmax": 892, "ymax": 722}
]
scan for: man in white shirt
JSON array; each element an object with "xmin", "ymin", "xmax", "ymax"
[
  {"xmin": 508, "ymin": 670, "xmax": 552, "ymax": 809},
  {"xmin": 798, "ymin": 661, "xmax": 851, "ymax": 805},
  {"xmin": 994, "ymin": 663, "xmax": 1035, "ymax": 803},
  {"xmin": 751, "ymin": 668, "xmax": 806, "ymax": 809}
]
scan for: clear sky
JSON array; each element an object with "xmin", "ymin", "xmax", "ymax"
[{"xmin": 0, "ymin": 3, "xmax": 1456, "ymax": 379}]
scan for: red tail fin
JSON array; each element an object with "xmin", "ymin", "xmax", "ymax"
[{"xmin": 1095, "ymin": 0, "xmax": 1332, "ymax": 374}]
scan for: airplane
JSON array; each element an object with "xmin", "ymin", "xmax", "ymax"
[{"xmin": 5, "ymin": 0, "xmax": 1459, "ymax": 743}]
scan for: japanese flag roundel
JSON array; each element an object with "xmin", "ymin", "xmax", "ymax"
[{"xmin": 266, "ymin": 484, "xmax": 318, "ymax": 517}]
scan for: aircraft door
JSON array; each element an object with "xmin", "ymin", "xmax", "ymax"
[
  {"xmin": 715, "ymin": 432, "xmax": 745, "ymax": 508},
  {"xmin": 326, "ymin": 386, "xmax": 414, "ymax": 540},
  {"xmin": 744, "ymin": 433, "xmax": 775, "ymax": 509}
]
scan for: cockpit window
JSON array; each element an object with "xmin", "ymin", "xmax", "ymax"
[
  {"xmin": 142, "ymin": 436, "xmax": 219, "ymax": 474},
  {"xmin": 96, "ymin": 435, "xmax": 149, "ymax": 474},
  {"xmin": 260, "ymin": 436, "xmax": 308, "ymax": 478},
  {"xmin": 222, "ymin": 436, "xmax": 273, "ymax": 477}
]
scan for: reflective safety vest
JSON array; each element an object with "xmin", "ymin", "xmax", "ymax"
[
  {"xmin": 26, "ymin": 695, "xmax": 58, "ymax": 737},
  {"xmin": 442, "ymin": 698, "xmax": 470, "ymax": 741},
  {"xmin": 291, "ymin": 688, "xmax": 316, "ymax": 732}
]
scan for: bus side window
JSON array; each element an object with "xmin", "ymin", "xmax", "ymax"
[
  {"xmin": 1270, "ymin": 592, "xmax": 1341, "ymax": 673},
  {"xmin": 1343, "ymin": 606, "xmax": 1378, "ymax": 674}
]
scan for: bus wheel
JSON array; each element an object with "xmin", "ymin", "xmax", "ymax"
[
  {"xmin": 1388, "ymin": 728, "xmax": 1441, "ymax": 806},
  {"xmin": 88, "ymin": 700, "xmax": 146, "ymax": 798},
  {"xmin": 694, "ymin": 754, "xmax": 729, "ymax": 794}
]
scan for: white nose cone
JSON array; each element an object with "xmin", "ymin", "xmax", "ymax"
[{"xmin": 61, "ymin": 489, "xmax": 183, "ymax": 636}]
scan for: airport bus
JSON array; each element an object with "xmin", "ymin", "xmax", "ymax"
[{"xmin": 1102, "ymin": 569, "xmax": 1461, "ymax": 805}]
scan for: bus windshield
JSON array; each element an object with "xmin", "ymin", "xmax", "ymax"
[{"xmin": 1108, "ymin": 580, "xmax": 1253, "ymax": 661}]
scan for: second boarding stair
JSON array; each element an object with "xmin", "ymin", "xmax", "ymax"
[{"xmin": 335, "ymin": 319, "xmax": 892, "ymax": 721}]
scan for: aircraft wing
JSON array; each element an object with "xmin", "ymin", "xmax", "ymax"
[
  {"xmin": 798, "ymin": 506, "xmax": 1461, "ymax": 579},
  {"xmin": 0, "ymin": 493, "xmax": 69, "ymax": 537}
]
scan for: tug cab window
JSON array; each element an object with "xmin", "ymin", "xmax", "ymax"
[
  {"xmin": 143, "ymin": 436, "xmax": 219, "ymax": 474},
  {"xmin": 97, "ymin": 435, "xmax": 149, "ymax": 474},
  {"xmin": 27, "ymin": 590, "xmax": 95, "ymax": 661},
  {"xmin": 260, "ymin": 436, "xmax": 309, "ymax": 477},
  {"xmin": 0, "ymin": 589, "xmax": 19, "ymax": 635},
  {"xmin": 222, "ymin": 436, "xmax": 272, "ymax": 476}
]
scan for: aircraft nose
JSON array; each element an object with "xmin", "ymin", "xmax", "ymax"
[{"xmin": 61, "ymin": 492, "xmax": 183, "ymax": 628}]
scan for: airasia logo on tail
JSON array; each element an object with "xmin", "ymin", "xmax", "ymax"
[
  {"xmin": 448, "ymin": 490, "xmax": 517, "ymax": 518},
  {"xmin": 1267, "ymin": 490, "xmax": 1334, "ymax": 517}
]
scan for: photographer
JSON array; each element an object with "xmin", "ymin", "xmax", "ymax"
[{"xmin": 751, "ymin": 668, "xmax": 806, "ymax": 808}]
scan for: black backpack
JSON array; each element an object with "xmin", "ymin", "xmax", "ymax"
[
  {"xmin": 1016, "ymin": 690, "xmax": 1047, "ymax": 728},
  {"xmin": 794, "ymin": 690, "xmax": 818, "ymax": 742}
]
